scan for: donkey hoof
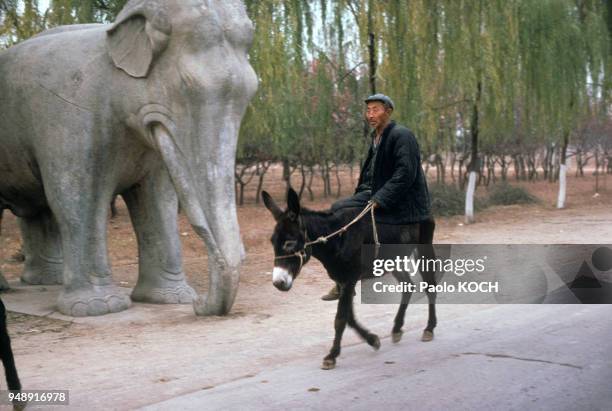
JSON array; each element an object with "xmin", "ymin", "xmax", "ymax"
[
  {"xmin": 391, "ymin": 331, "xmax": 403, "ymax": 344},
  {"xmin": 421, "ymin": 330, "xmax": 434, "ymax": 342},
  {"xmin": 368, "ymin": 334, "xmax": 381, "ymax": 351},
  {"xmin": 321, "ymin": 358, "xmax": 336, "ymax": 370}
]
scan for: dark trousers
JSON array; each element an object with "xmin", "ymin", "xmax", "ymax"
[{"xmin": 331, "ymin": 189, "xmax": 372, "ymax": 213}]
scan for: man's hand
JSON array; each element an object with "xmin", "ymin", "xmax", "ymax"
[{"xmin": 370, "ymin": 201, "xmax": 379, "ymax": 209}]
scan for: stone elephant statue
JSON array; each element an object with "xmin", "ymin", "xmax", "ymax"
[{"xmin": 0, "ymin": 0, "xmax": 258, "ymax": 316}]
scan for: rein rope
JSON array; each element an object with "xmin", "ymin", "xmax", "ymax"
[{"xmin": 274, "ymin": 201, "xmax": 381, "ymax": 270}]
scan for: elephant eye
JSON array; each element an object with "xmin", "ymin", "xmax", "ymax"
[{"xmin": 283, "ymin": 240, "xmax": 298, "ymax": 251}]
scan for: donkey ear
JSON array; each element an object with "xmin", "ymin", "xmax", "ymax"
[
  {"xmin": 287, "ymin": 188, "xmax": 301, "ymax": 216},
  {"xmin": 262, "ymin": 191, "xmax": 283, "ymax": 221},
  {"xmin": 106, "ymin": 4, "xmax": 171, "ymax": 78}
]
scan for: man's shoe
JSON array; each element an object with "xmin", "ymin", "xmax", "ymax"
[{"xmin": 321, "ymin": 284, "xmax": 340, "ymax": 301}]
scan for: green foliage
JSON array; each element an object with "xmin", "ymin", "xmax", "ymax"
[
  {"xmin": 429, "ymin": 183, "xmax": 487, "ymax": 217},
  {"xmin": 487, "ymin": 182, "xmax": 537, "ymax": 206},
  {"xmin": 0, "ymin": 0, "xmax": 127, "ymax": 46},
  {"xmin": 421, "ymin": 181, "xmax": 538, "ymax": 217},
  {"xmin": 1, "ymin": 0, "xmax": 610, "ymax": 180},
  {"xmin": 0, "ymin": 0, "xmax": 45, "ymax": 46}
]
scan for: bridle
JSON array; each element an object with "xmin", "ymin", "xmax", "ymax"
[
  {"xmin": 273, "ymin": 201, "xmax": 381, "ymax": 272},
  {"xmin": 272, "ymin": 217, "xmax": 311, "ymax": 273}
]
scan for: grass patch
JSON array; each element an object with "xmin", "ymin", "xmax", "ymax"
[
  {"xmin": 429, "ymin": 182, "xmax": 536, "ymax": 217},
  {"xmin": 429, "ymin": 184, "xmax": 487, "ymax": 217},
  {"xmin": 487, "ymin": 182, "xmax": 537, "ymax": 206}
]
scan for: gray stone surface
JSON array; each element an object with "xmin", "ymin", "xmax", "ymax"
[
  {"xmin": 0, "ymin": 0, "xmax": 257, "ymax": 316},
  {"xmin": 0, "ymin": 271, "xmax": 8, "ymax": 290},
  {"xmin": 141, "ymin": 304, "xmax": 612, "ymax": 411}
]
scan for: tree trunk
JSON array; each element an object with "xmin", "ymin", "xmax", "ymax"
[
  {"xmin": 367, "ymin": 0, "xmax": 377, "ymax": 95},
  {"xmin": 511, "ymin": 155, "xmax": 519, "ymax": 181},
  {"xmin": 501, "ymin": 157, "xmax": 507, "ymax": 181},
  {"xmin": 282, "ymin": 158, "xmax": 291, "ymax": 191},
  {"xmin": 255, "ymin": 161, "xmax": 270, "ymax": 205},
  {"xmin": 557, "ymin": 132, "xmax": 569, "ymax": 208},
  {"xmin": 527, "ymin": 153, "xmax": 537, "ymax": 181},
  {"xmin": 465, "ymin": 81, "xmax": 481, "ymax": 224},
  {"xmin": 307, "ymin": 166, "xmax": 315, "ymax": 201},
  {"xmin": 548, "ymin": 144, "xmax": 557, "ymax": 183},
  {"xmin": 465, "ymin": 171, "xmax": 477, "ymax": 224},
  {"xmin": 458, "ymin": 157, "xmax": 465, "ymax": 189},
  {"xmin": 334, "ymin": 162, "xmax": 342, "ymax": 198},
  {"xmin": 557, "ymin": 164, "xmax": 567, "ymax": 208},
  {"xmin": 319, "ymin": 164, "xmax": 328, "ymax": 198},
  {"xmin": 594, "ymin": 151, "xmax": 600, "ymax": 193},
  {"xmin": 298, "ymin": 164, "xmax": 307, "ymax": 199},
  {"xmin": 325, "ymin": 161, "xmax": 332, "ymax": 197},
  {"xmin": 239, "ymin": 182, "xmax": 245, "ymax": 206},
  {"xmin": 435, "ymin": 153, "xmax": 445, "ymax": 184}
]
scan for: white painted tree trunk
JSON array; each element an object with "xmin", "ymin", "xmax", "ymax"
[
  {"xmin": 557, "ymin": 163, "xmax": 567, "ymax": 209},
  {"xmin": 465, "ymin": 171, "xmax": 477, "ymax": 224}
]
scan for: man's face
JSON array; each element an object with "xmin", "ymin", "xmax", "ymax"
[{"xmin": 365, "ymin": 101, "xmax": 391, "ymax": 130}]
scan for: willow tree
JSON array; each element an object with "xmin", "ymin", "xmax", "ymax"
[
  {"xmin": 517, "ymin": 0, "xmax": 608, "ymax": 208},
  {"xmin": 1, "ymin": 0, "xmax": 128, "ymax": 47},
  {"xmin": 47, "ymin": 0, "xmax": 126, "ymax": 25},
  {"xmin": 371, "ymin": 1, "xmax": 518, "ymax": 222},
  {"xmin": 240, "ymin": 1, "xmax": 310, "ymax": 198},
  {"xmin": 0, "ymin": 0, "xmax": 44, "ymax": 46}
]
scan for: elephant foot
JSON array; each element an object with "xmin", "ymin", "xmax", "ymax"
[
  {"xmin": 21, "ymin": 260, "xmax": 63, "ymax": 285},
  {"xmin": 57, "ymin": 285, "xmax": 131, "ymax": 317},
  {"xmin": 0, "ymin": 273, "xmax": 10, "ymax": 290},
  {"xmin": 131, "ymin": 281, "xmax": 196, "ymax": 304}
]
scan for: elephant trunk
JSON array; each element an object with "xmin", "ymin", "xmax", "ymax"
[
  {"xmin": 192, "ymin": 118, "xmax": 244, "ymax": 316},
  {"xmin": 152, "ymin": 121, "xmax": 243, "ymax": 316}
]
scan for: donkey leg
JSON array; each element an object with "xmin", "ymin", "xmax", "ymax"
[
  {"xmin": 391, "ymin": 282, "xmax": 413, "ymax": 343},
  {"xmin": 344, "ymin": 282, "xmax": 380, "ymax": 350},
  {"xmin": 321, "ymin": 284, "xmax": 352, "ymax": 370},
  {"xmin": 419, "ymin": 243, "xmax": 437, "ymax": 342},
  {"xmin": 0, "ymin": 299, "xmax": 21, "ymax": 392}
]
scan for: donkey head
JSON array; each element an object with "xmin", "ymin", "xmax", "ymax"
[{"xmin": 262, "ymin": 188, "xmax": 311, "ymax": 291}]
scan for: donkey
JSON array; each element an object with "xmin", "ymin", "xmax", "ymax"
[
  {"xmin": 1, "ymin": 298, "xmax": 21, "ymax": 397},
  {"xmin": 262, "ymin": 188, "xmax": 437, "ymax": 370}
]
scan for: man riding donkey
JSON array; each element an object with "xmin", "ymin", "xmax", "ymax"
[{"xmin": 321, "ymin": 94, "xmax": 433, "ymax": 300}]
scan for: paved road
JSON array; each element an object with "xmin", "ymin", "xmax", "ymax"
[{"xmin": 141, "ymin": 304, "xmax": 612, "ymax": 411}]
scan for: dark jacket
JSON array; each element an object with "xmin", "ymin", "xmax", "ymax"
[{"xmin": 356, "ymin": 121, "xmax": 432, "ymax": 224}]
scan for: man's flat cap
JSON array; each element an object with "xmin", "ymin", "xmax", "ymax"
[{"xmin": 364, "ymin": 94, "xmax": 395, "ymax": 110}]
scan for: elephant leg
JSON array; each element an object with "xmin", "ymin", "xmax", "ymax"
[
  {"xmin": 19, "ymin": 211, "xmax": 63, "ymax": 285},
  {"xmin": 42, "ymin": 171, "xmax": 131, "ymax": 316},
  {"xmin": 0, "ymin": 272, "xmax": 9, "ymax": 291},
  {"xmin": 123, "ymin": 167, "xmax": 196, "ymax": 304}
]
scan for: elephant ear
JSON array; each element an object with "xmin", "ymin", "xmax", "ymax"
[{"xmin": 106, "ymin": 2, "xmax": 171, "ymax": 78}]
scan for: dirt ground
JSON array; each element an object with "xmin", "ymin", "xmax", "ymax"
[
  {"xmin": 2, "ymin": 167, "xmax": 611, "ymax": 289},
  {"xmin": 0, "ymin": 169, "xmax": 611, "ymax": 409}
]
